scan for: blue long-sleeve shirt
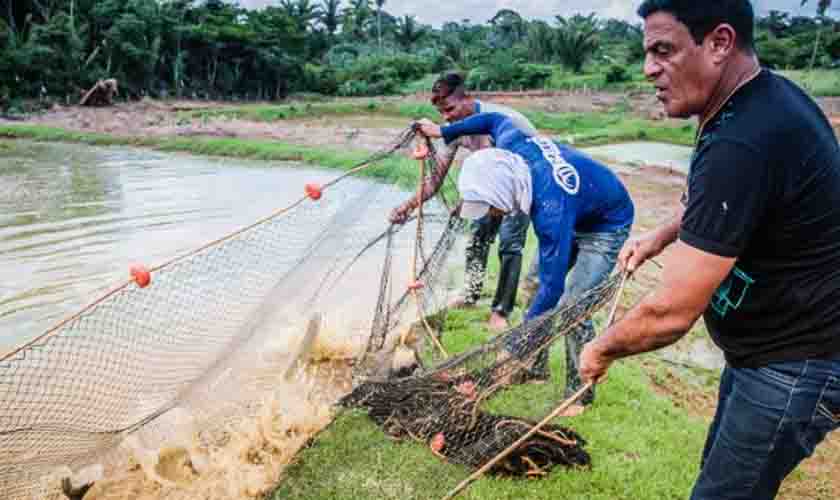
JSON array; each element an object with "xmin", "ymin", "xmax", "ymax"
[{"xmin": 442, "ymin": 112, "xmax": 634, "ymax": 320}]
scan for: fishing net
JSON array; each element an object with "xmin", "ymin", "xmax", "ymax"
[
  {"xmin": 341, "ymin": 273, "xmax": 622, "ymax": 477},
  {"xmin": 0, "ymin": 127, "xmax": 465, "ymax": 499},
  {"xmin": 1, "ymin": 122, "xmax": 624, "ymax": 499}
]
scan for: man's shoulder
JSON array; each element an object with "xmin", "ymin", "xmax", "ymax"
[
  {"xmin": 715, "ymin": 71, "xmax": 829, "ymax": 147},
  {"xmin": 476, "ymin": 100, "xmax": 537, "ymax": 135}
]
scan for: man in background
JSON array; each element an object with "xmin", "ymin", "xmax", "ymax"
[{"xmin": 390, "ymin": 72, "xmax": 538, "ymax": 332}]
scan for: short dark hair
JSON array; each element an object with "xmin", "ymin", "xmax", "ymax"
[
  {"xmin": 638, "ymin": 0, "xmax": 754, "ymax": 50},
  {"xmin": 431, "ymin": 71, "xmax": 467, "ymax": 105}
]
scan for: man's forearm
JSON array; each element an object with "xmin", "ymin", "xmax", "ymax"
[
  {"xmin": 411, "ymin": 149, "xmax": 456, "ymax": 205},
  {"xmin": 593, "ymin": 288, "xmax": 695, "ymax": 360},
  {"xmin": 655, "ymin": 207, "xmax": 684, "ymax": 250}
]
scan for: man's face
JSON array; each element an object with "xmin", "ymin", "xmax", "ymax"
[
  {"xmin": 643, "ymin": 12, "xmax": 722, "ymax": 118},
  {"xmin": 435, "ymin": 95, "xmax": 473, "ymax": 123}
]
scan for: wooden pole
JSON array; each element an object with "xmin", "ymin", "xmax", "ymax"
[{"xmin": 441, "ymin": 382, "xmax": 594, "ymax": 500}]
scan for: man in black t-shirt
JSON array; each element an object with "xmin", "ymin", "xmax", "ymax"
[{"xmin": 579, "ymin": 2, "xmax": 840, "ymax": 499}]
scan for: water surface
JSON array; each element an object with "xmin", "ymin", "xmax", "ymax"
[{"xmin": 0, "ymin": 140, "xmax": 415, "ymax": 351}]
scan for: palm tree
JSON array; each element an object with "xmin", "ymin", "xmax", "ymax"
[
  {"xmin": 394, "ymin": 15, "xmax": 425, "ymax": 51},
  {"xmin": 758, "ymin": 10, "xmax": 790, "ymax": 38},
  {"xmin": 342, "ymin": 0, "xmax": 371, "ymax": 42},
  {"xmin": 320, "ymin": 0, "xmax": 341, "ymax": 40},
  {"xmin": 375, "ymin": 0, "xmax": 385, "ymax": 52},
  {"xmin": 526, "ymin": 20, "xmax": 555, "ymax": 64},
  {"xmin": 280, "ymin": 0, "xmax": 322, "ymax": 33},
  {"xmin": 554, "ymin": 14, "xmax": 600, "ymax": 74},
  {"xmin": 489, "ymin": 9, "xmax": 525, "ymax": 49},
  {"xmin": 801, "ymin": 1, "xmax": 835, "ymax": 70}
]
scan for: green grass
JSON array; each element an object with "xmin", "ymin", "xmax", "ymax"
[
  {"xmin": 177, "ymin": 100, "xmax": 441, "ymax": 123},
  {"xmin": 779, "ymin": 69, "xmax": 840, "ymax": 97},
  {"xmin": 527, "ymin": 112, "xmax": 695, "ymax": 146},
  {"xmin": 548, "ymin": 65, "xmax": 653, "ymax": 93},
  {"xmin": 400, "ymin": 73, "xmax": 440, "ymax": 94},
  {"xmin": 273, "ymin": 350, "xmax": 706, "ymax": 500},
  {"xmin": 272, "ymin": 226, "xmax": 707, "ymax": 500},
  {"xmin": 0, "ymin": 124, "xmax": 436, "ymax": 193},
  {"xmin": 177, "ymin": 101, "xmax": 695, "ymax": 147}
]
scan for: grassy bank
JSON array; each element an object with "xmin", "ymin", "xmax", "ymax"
[
  {"xmin": 780, "ymin": 69, "xmax": 840, "ymax": 98},
  {"xmin": 178, "ymin": 102, "xmax": 696, "ymax": 147},
  {"xmin": 0, "ymin": 124, "xmax": 432, "ymax": 192}
]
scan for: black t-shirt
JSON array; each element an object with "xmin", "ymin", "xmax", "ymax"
[{"xmin": 680, "ymin": 70, "xmax": 840, "ymax": 367}]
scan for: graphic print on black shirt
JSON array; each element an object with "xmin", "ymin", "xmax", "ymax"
[{"xmin": 679, "ymin": 70, "xmax": 840, "ymax": 367}]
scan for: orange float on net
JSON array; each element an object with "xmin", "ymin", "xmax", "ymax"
[
  {"xmin": 430, "ymin": 432, "xmax": 446, "ymax": 453},
  {"xmin": 130, "ymin": 264, "xmax": 151, "ymax": 288},
  {"xmin": 412, "ymin": 141, "xmax": 430, "ymax": 160},
  {"xmin": 408, "ymin": 280, "xmax": 424, "ymax": 291},
  {"xmin": 305, "ymin": 183, "xmax": 323, "ymax": 200}
]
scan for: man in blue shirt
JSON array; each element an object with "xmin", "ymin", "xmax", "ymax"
[
  {"xmin": 417, "ymin": 114, "xmax": 634, "ymax": 415},
  {"xmin": 391, "ymin": 72, "xmax": 538, "ymax": 332}
]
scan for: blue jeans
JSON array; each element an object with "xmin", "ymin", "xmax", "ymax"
[
  {"xmin": 692, "ymin": 359, "xmax": 840, "ymax": 500},
  {"xmin": 513, "ymin": 226, "xmax": 629, "ymax": 401}
]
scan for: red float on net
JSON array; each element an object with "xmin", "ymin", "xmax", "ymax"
[
  {"xmin": 130, "ymin": 264, "xmax": 151, "ymax": 288},
  {"xmin": 305, "ymin": 183, "xmax": 323, "ymax": 200}
]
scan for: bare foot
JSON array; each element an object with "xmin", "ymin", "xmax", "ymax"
[
  {"xmin": 559, "ymin": 404, "xmax": 586, "ymax": 417},
  {"xmin": 488, "ymin": 312, "xmax": 509, "ymax": 332},
  {"xmin": 447, "ymin": 295, "xmax": 476, "ymax": 310}
]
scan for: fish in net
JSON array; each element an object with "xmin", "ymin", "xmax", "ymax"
[{"xmin": 343, "ymin": 273, "xmax": 623, "ymax": 478}]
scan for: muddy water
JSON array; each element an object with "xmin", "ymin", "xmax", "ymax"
[
  {"xmin": 1, "ymin": 140, "xmax": 465, "ymax": 499},
  {"xmin": 0, "ymin": 140, "xmax": 421, "ymax": 352},
  {"xmin": 583, "ymin": 142, "xmax": 693, "ymax": 174}
]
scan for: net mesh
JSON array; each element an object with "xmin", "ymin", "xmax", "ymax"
[
  {"xmin": 1, "ymin": 125, "xmax": 622, "ymax": 499},
  {"xmin": 0, "ymin": 128, "xmax": 463, "ymax": 499},
  {"xmin": 341, "ymin": 274, "xmax": 621, "ymax": 476}
]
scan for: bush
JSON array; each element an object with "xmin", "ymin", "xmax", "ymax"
[
  {"xmin": 336, "ymin": 54, "xmax": 437, "ymax": 96},
  {"xmin": 604, "ymin": 64, "xmax": 631, "ymax": 84},
  {"xmin": 465, "ymin": 58, "xmax": 553, "ymax": 91},
  {"xmin": 302, "ymin": 64, "xmax": 338, "ymax": 95},
  {"xmin": 756, "ymin": 36, "xmax": 794, "ymax": 69}
]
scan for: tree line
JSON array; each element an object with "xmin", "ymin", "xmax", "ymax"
[{"xmin": 1, "ymin": 1, "xmax": 838, "ymax": 108}]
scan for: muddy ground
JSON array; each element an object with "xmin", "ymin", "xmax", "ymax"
[{"xmin": 4, "ymin": 92, "xmax": 840, "ymax": 499}]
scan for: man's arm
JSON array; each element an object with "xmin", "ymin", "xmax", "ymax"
[
  {"xmin": 580, "ymin": 240, "xmax": 735, "ymax": 382},
  {"xmin": 416, "ymin": 114, "xmax": 508, "ymax": 144},
  {"xmin": 390, "ymin": 142, "xmax": 460, "ymax": 223},
  {"xmin": 525, "ymin": 222, "xmax": 575, "ymax": 322},
  {"xmin": 441, "ymin": 113, "xmax": 506, "ymax": 144},
  {"xmin": 619, "ymin": 205, "xmax": 684, "ymax": 272}
]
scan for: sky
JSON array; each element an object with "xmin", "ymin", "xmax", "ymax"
[{"xmin": 238, "ymin": 1, "xmax": 838, "ymax": 27}]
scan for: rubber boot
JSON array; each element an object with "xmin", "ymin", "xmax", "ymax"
[{"xmin": 491, "ymin": 253, "xmax": 523, "ymax": 318}]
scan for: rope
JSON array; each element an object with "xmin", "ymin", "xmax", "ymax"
[
  {"xmin": 1, "ymin": 126, "xmax": 419, "ymax": 364},
  {"xmin": 410, "ymin": 134, "xmax": 449, "ymax": 358}
]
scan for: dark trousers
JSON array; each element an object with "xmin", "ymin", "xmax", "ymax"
[
  {"xmin": 691, "ymin": 359, "xmax": 840, "ymax": 499},
  {"xmin": 461, "ymin": 211, "xmax": 529, "ymax": 317}
]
